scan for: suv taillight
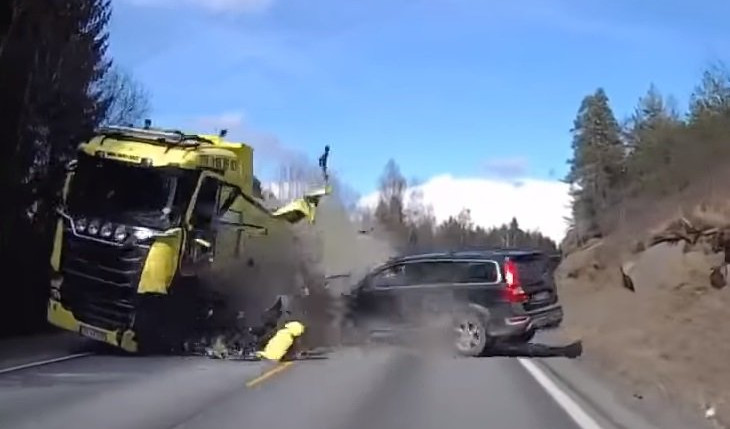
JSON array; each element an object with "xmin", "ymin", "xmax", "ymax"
[{"xmin": 503, "ymin": 259, "xmax": 527, "ymax": 303}]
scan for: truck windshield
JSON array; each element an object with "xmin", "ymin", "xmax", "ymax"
[{"xmin": 66, "ymin": 154, "xmax": 194, "ymax": 229}]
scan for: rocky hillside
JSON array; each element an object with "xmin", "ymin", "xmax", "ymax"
[{"xmin": 556, "ymin": 201, "xmax": 730, "ymax": 427}]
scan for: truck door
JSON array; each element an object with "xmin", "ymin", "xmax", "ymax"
[{"xmin": 181, "ymin": 175, "xmax": 221, "ymax": 276}]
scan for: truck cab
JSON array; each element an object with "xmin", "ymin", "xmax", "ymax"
[{"xmin": 48, "ymin": 125, "xmax": 331, "ymax": 353}]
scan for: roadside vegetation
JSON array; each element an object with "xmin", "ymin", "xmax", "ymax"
[
  {"xmin": 559, "ymin": 61, "xmax": 730, "ymax": 426},
  {"xmin": 0, "ymin": 1, "xmax": 149, "ymax": 337},
  {"xmin": 362, "ymin": 159, "xmax": 558, "ymax": 254},
  {"xmin": 564, "ymin": 61, "xmax": 730, "ymax": 249}
]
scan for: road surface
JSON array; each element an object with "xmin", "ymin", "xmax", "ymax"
[{"xmin": 0, "ymin": 345, "xmax": 600, "ymax": 429}]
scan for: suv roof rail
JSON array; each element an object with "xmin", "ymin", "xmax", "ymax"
[{"xmin": 393, "ymin": 247, "xmax": 550, "ymax": 261}]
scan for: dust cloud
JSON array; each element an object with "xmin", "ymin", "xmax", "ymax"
[{"xmin": 195, "ymin": 190, "xmax": 398, "ymax": 350}]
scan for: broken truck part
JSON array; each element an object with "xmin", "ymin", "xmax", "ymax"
[{"xmin": 47, "ymin": 123, "xmax": 332, "ymax": 353}]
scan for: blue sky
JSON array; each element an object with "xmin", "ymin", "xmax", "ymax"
[{"xmin": 109, "ymin": 0, "xmax": 730, "ymax": 199}]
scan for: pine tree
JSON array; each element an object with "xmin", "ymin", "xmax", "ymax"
[
  {"xmin": 689, "ymin": 62, "xmax": 730, "ymax": 123},
  {"xmin": 0, "ymin": 0, "xmax": 114, "ymax": 336},
  {"xmin": 627, "ymin": 84, "xmax": 680, "ymax": 141},
  {"xmin": 566, "ymin": 88, "xmax": 625, "ymax": 238},
  {"xmin": 624, "ymin": 84, "xmax": 684, "ymax": 192},
  {"xmin": 507, "ymin": 217, "xmax": 519, "ymax": 247}
]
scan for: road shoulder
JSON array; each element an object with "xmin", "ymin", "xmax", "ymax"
[
  {"xmin": 0, "ymin": 330, "xmax": 90, "ymax": 371},
  {"xmin": 537, "ymin": 355, "xmax": 713, "ymax": 429}
]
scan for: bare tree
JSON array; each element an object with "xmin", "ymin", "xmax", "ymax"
[{"xmin": 98, "ymin": 65, "xmax": 151, "ymax": 126}]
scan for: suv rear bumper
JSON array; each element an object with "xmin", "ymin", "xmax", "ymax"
[
  {"xmin": 487, "ymin": 302, "xmax": 564, "ymax": 338},
  {"xmin": 525, "ymin": 303, "xmax": 563, "ymax": 330}
]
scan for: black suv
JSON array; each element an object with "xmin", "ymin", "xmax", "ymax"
[{"xmin": 342, "ymin": 249, "xmax": 563, "ymax": 356}]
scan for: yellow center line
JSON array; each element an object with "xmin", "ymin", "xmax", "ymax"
[{"xmin": 245, "ymin": 361, "xmax": 295, "ymax": 388}]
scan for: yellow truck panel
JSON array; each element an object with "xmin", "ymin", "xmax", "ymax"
[{"xmin": 48, "ymin": 124, "xmax": 332, "ymax": 353}]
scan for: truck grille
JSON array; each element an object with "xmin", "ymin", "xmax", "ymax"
[{"xmin": 60, "ymin": 232, "xmax": 150, "ymax": 330}]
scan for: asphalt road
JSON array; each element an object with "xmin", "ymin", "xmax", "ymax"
[{"xmin": 0, "ymin": 345, "xmax": 593, "ymax": 429}]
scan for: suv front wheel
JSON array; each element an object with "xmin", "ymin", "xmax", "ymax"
[{"xmin": 453, "ymin": 312, "xmax": 492, "ymax": 357}]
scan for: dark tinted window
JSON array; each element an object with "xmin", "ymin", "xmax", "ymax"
[
  {"xmin": 512, "ymin": 254, "xmax": 548, "ymax": 282},
  {"xmin": 372, "ymin": 264, "xmax": 409, "ymax": 288},
  {"xmin": 455, "ymin": 261, "xmax": 499, "ymax": 283},
  {"xmin": 409, "ymin": 261, "xmax": 458, "ymax": 283},
  {"xmin": 371, "ymin": 260, "xmax": 499, "ymax": 287}
]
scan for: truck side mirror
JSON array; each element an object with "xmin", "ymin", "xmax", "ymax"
[{"xmin": 194, "ymin": 238, "xmax": 212, "ymax": 249}]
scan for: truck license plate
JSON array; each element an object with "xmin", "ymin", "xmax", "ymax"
[
  {"xmin": 533, "ymin": 291, "xmax": 550, "ymax": 301},
  {"xmin": 79, "ymin": 325, "xmax": 107, "ymax": 341}
]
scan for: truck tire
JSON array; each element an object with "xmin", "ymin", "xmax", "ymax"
[
  {"xmin": 135, "ymin": 294, "xmax": 182, "ymax": 355},
  {"xmin": 134, "ymin": 309, "xmax": 165, "ymax": 355}
]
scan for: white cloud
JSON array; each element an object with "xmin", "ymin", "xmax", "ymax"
[
  {"xmin": 122, "ymin": 0, "xmax": 274, "ymax": 13},
  {"xmin": 358, "ymin": 174, "xmax": 572, "ymax": 243}
]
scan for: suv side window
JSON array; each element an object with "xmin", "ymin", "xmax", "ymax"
[
  {"xmin": 372, "ymin": 264, "xmax": 409, "ymax": 288},
  {"xmin": 455, "ymin": 261, "xmax": 499, "ymax": 283},
  {"xmin": 412, "ymin": 261, "xmax": 458, "ymax": 284}
]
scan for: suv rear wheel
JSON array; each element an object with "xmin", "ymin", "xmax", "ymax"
[{"xmin": 453, "ymin": 312, "xmax": 492, "ymax": 357}]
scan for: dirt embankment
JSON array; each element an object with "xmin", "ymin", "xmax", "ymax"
[{"xmin": 558, "ymin": 197, "xmax": 730, "ymax": 427}]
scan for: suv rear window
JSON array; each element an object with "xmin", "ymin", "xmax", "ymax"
[{"xmin": 510, "ymin": 254, "xmax": 548, "ymax": 283}]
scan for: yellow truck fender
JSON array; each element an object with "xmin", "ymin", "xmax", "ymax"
[{"xmin": 271, "ymin": 186, "xmax": 332, "ymax": 224}]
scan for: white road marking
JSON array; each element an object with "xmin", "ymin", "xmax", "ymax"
[
  {"xmin": 0, "ymin": 353, "xmax": 93, "ymax": 375},
  {"xmin": 518, "ymin": 358, "xmax": 604, "ymax": 429}
]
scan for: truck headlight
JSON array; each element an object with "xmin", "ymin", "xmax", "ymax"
[
  {"xmin": 100, "ymin": 222, "xmax": 114, "ymax": 238},
  {"xmin": 114, "ymin": 225, "xmax": 128, "ymax": 242},
  {"xmin": 88, "ymin": 219, "xmax": 101, "ymax": 235},
  {"xmin": 133, "ymin": 227, "xmax": 155, "ymax": 241},
  {"xmin": 75, "ymin": 217, "xmax": 88, "ymax": 233}
]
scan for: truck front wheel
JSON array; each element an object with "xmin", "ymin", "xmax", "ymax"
[{"xmin": 135, "ymin": 294, "xmax": 183, "ymax": 354}]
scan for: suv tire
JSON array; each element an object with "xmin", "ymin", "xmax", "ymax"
[{"xmin": 453, "ymin": 311, "xmax": 492, "ymax": 357}]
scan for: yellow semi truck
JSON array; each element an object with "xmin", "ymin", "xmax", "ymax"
[{"xmin": 47, "ymin": 123, "xmax": 331, "ymax": 353}]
